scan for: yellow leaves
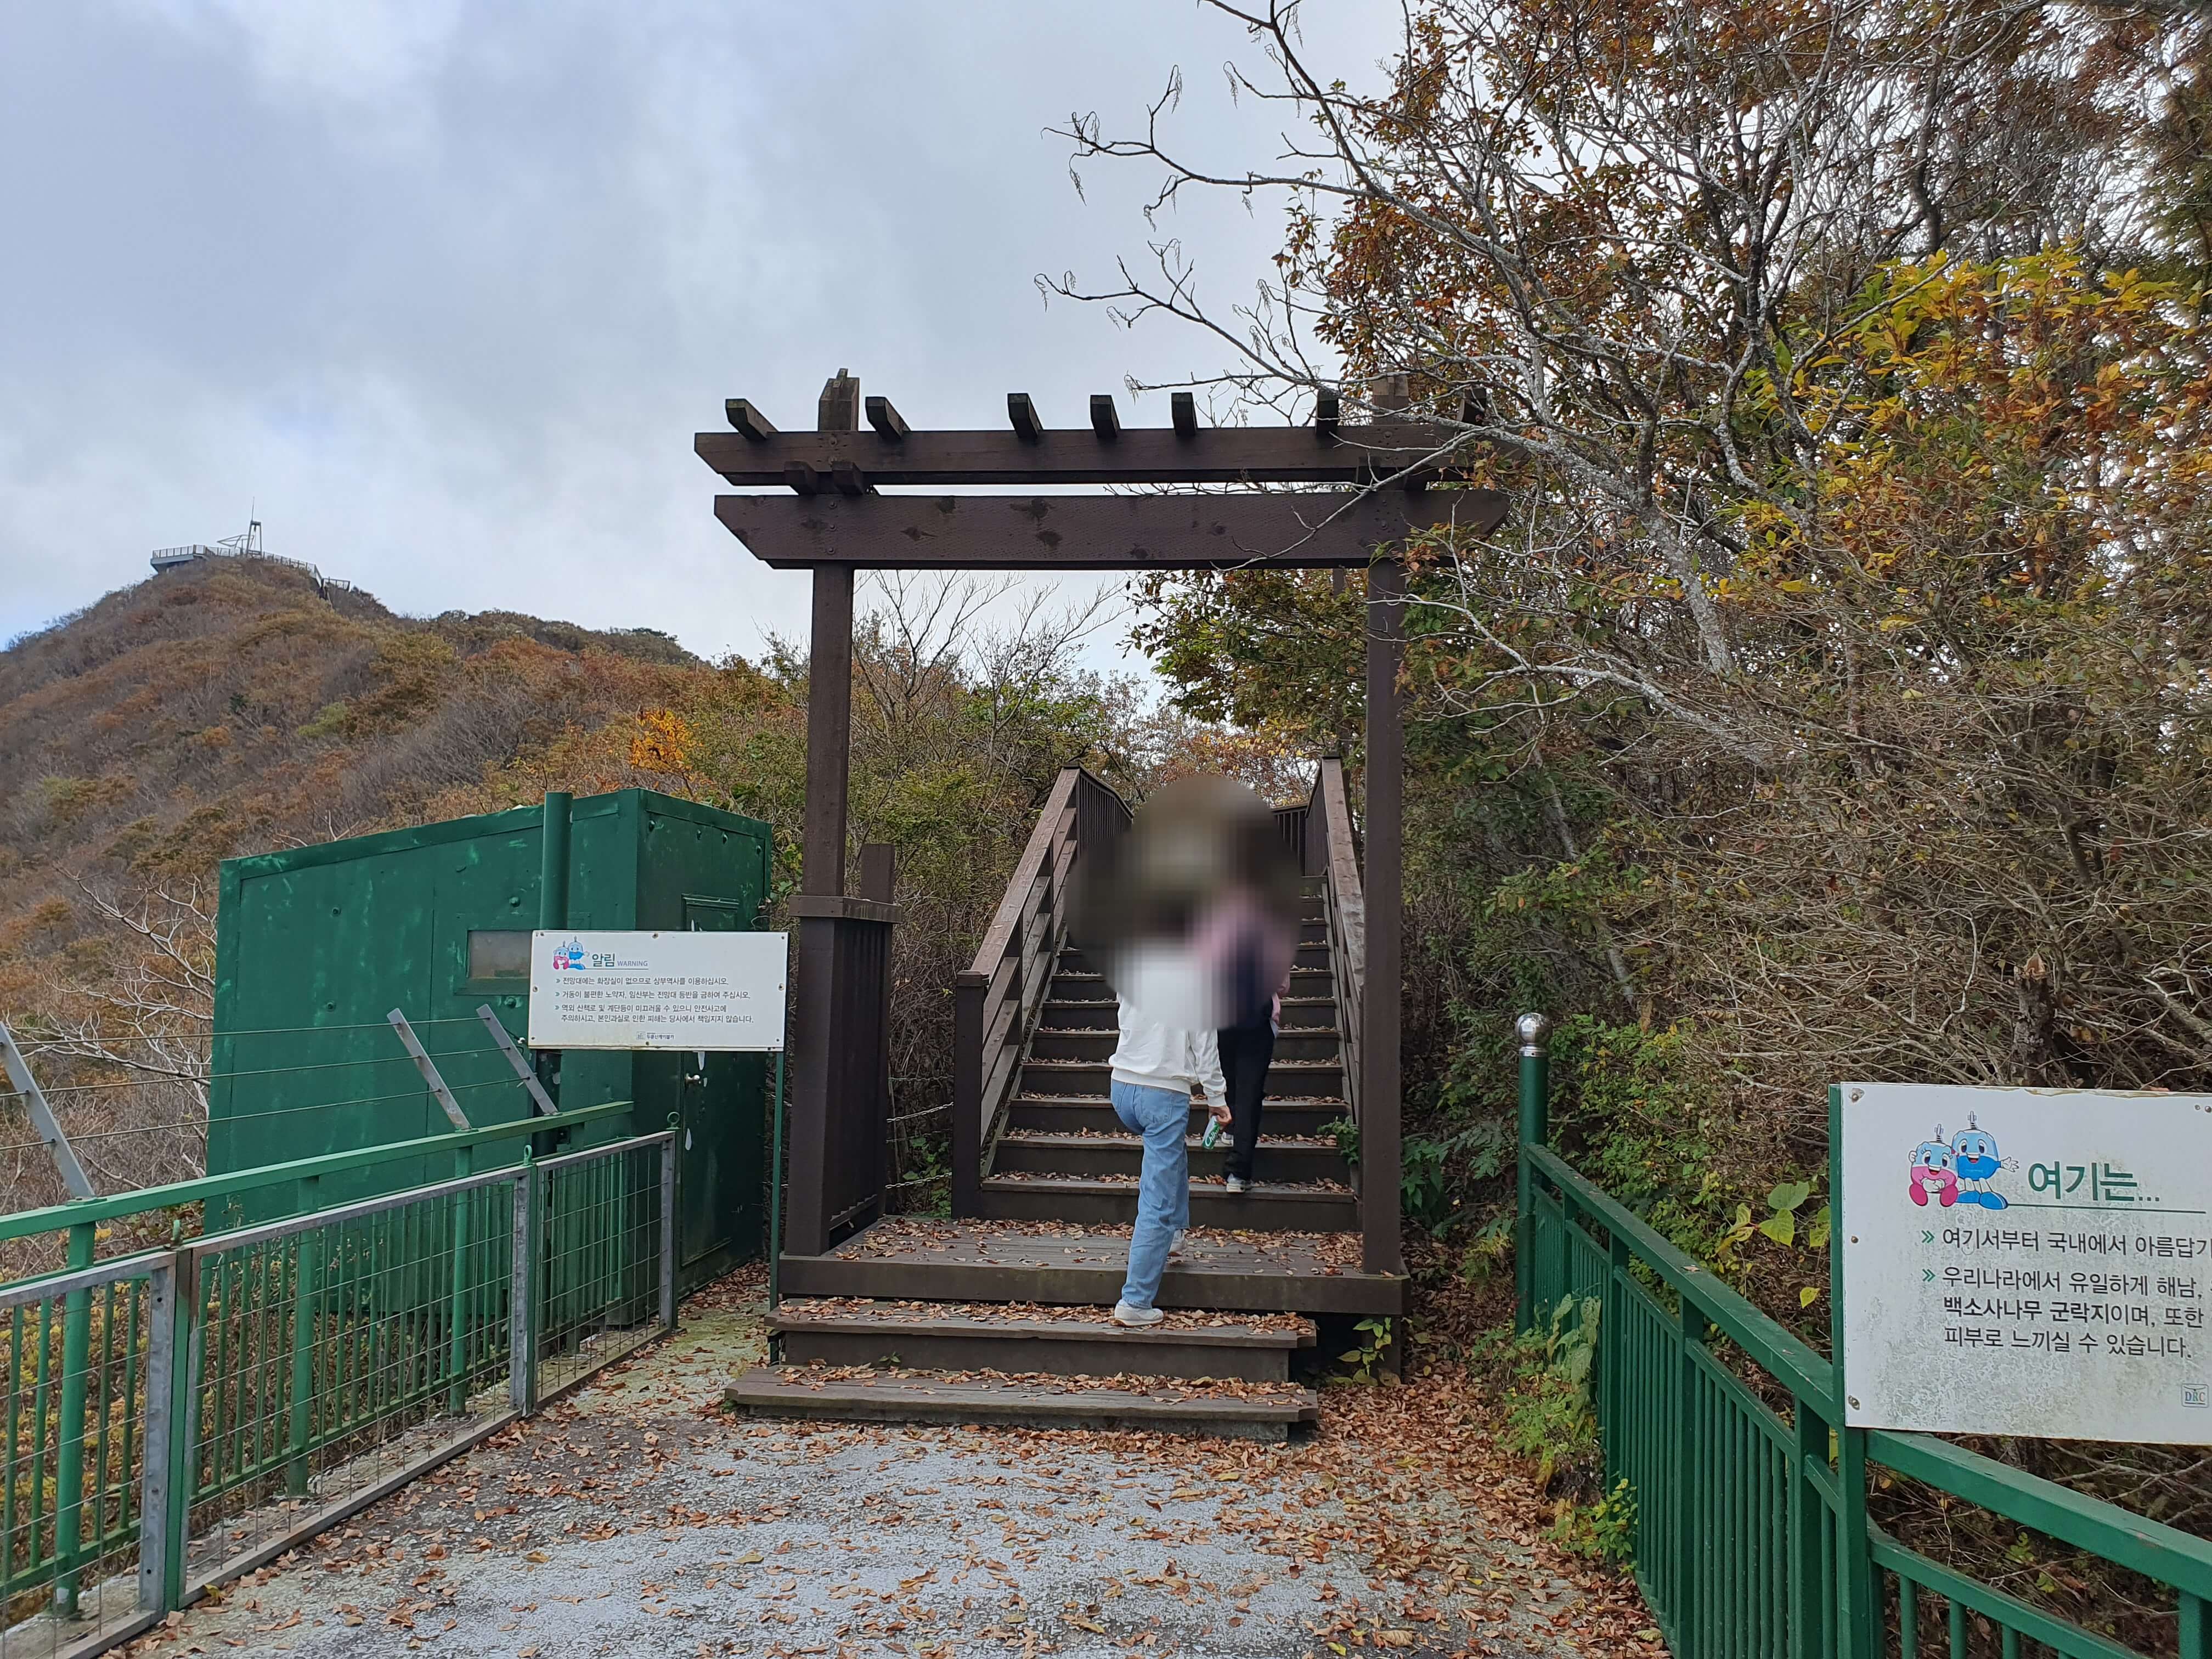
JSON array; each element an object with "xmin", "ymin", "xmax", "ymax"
[
  {"xmin": 629, "ymin": 707, "xmax": 697, "ymax": 777},
  {"xmin": 1876, "ymin": 615, "xmax": 1915, "ymax": 632}
]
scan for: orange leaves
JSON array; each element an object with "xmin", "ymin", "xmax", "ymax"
[{"xmin": 629, "ymin": 706, "xmax": 700, "ymax": 782}]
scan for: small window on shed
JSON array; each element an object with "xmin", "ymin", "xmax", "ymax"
[{"xmin": 468, "ymin": 930, "xmax": 532, "ymax": 981}]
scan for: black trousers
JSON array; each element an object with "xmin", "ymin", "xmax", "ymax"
[{"xmin": 1217, "ymin": 1020, "xmax": 1276, "ymax": 1183}]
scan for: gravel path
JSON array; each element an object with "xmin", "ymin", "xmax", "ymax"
[{"xmin": 122, "ymin": 1277, "xmax": 1645, "ymax": 1658}]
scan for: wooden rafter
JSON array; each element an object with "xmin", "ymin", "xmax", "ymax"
[
  {"xmin": 714, "ymin": 488, "xmax": 1508, "ymax": 571},
  {"xmin": 695, "ymin": 419, "xmax": 1470, "ymax": 488}
]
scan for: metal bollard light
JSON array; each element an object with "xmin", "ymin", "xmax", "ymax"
[{"xmin": 1514, "ymin": 1012, "xmax": 1550, "ymax": 1334}]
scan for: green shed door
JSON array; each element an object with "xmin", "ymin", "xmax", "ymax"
[{"xmin": 678, "ymin": 898, "xmax": 764, "ymax": 1269}]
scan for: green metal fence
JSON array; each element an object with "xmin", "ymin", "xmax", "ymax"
[
  {"xmin": 1513, "ymin": 1013, "xmax": 2212, "ymax": 1659},
  {"xmin": 0, "ymin": 1130, "xmax": 675, "ymax": 1659}
]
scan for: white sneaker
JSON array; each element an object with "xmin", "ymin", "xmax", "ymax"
[
  {"xmin": 1113, "ymin": 1300, "xmax": 1166, "ymax": 1327},
  {"xmin": 1224, "ymin": 1175, "xmax": 1250, "ymax": 1194}
]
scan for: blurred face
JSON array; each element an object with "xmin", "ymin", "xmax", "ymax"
[{"xmin": 1077, "ymin": 775, "xmax": 1303, "ymax": 1027}]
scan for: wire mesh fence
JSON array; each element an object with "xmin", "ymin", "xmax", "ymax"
[
  {"xmin": 530, "ymin": 1138, "xmax": 671, "ymax": 1402},
  {"xmin": 0, "ymin": 1252, "xmax": 170, "ymax": 1659},
  {"xmin": 0, "ymin": 1131, "xmax": 673, "ymax": 1658},
  {"xmin": 176, "ymin": 1166, "xmax": 520, "ymax": 1595}
]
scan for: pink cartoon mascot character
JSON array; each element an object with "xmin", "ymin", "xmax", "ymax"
[{"xmin": 1908, "ymin": 1130, "xmax": 1959, "ymax": 1207}]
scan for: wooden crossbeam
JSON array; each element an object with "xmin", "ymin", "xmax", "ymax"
[
  {"xmin": 695, "ymin": 419, "xmax": 1463, "ymax": 488},
  {"xmin": 714, "ymin": 489, "xmax": 1508, "ymax": 571}
]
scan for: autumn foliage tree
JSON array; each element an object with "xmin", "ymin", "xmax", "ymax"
[{"xmin": 1060, "ymin": 0, "xmax": 2212, "ymax": 1580}]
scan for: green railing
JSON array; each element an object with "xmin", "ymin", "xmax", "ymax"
[
  {"xmin": 1513, "ymin": 1013, "xmax": 2212, "ymax": 1659},
  {"xmin": 1, "ymin": 1127, "xmax": 674, "ymax": 1659}
]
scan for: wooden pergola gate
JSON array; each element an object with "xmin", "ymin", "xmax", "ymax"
[{"xmin": 695, "ymin": 372, "xmax": 1506, "ymax": 1278}]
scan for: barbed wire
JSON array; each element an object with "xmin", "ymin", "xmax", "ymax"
[
  {"xmin": 81, "ymin": 1014, "xmax": 496, "ymax": 1036},
  {"xmin": 0, "ymin": 1041, "xmax": 527, "ymax": 1097},
  {"xmin": 0, "ymin": 1075, "xmax": 541, "ymax": 1155}
]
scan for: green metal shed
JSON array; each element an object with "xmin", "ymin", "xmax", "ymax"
[{"xmin": 207, "ymin": 788, "xmax": 776, "ymax": 1289}]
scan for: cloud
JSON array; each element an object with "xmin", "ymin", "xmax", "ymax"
[{"xmin": 0, "ymin": 2, "xmax": 1397, "ymax": 666}]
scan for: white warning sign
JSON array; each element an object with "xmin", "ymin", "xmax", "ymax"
[
  {"xmin": 1839, "ymin": 1082, "xmax": 2212, "ymax": 1444},
  {"xmin": 527, "ymin": 930, "xmax": 787, "ymax": 1052}
]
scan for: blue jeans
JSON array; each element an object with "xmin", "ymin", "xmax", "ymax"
[{"xmin": 1111, "ymin": 1079, "xmax": 1192, "ymax": 1310}]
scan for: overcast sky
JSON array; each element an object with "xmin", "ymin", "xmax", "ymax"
[{"xmin": 0, "ymin": 2, "xmax": 1397, "ymax": 665}]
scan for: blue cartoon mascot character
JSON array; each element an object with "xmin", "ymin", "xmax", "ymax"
[
  {"xmin": 1908, "ymin": 1130, "xmax": 1959, "ymax": 1207},
  {"xmin": 1950, "ymin": 1114, "xmax": 2015, "ymax": 1209}
]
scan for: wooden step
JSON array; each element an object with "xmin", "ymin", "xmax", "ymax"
[
  {"xmin": 1005, "ymin": 1094, "xmax": 1347, "ymax": 1136},
  {"xmin": 1039, "ymin": 997, "xmax": 1119, "ymax": 1029},
  {"xmin": 1052, "ymin": 964, "xmax": 1337, "ymax": 997},
  {"xmin": 1058, "ymin": 943, "xmax": 1331, "ymax": 970},
  {"xmin": 1029, "ymin": 1027, "xmax": 1341, "ymax": 1063},
  {"xmin": 1019, "ymin": 1057, "xmax": 1344, "ymax": 1099},
  {"xmin": 994, "ymin": 1129, "xmax": 1350, "ymax": 1184},
  {"xmin": 779, "ymin": 1218, "xmax": 1400, "ymax": 1316},
  {"xmin": 770, "ymin": 1298, "xmax": 1314, "ymax": 1381},
  {"xmin": 978, "ymin": 1172, "xmax": 1358, "ymax": 1232},
  {"xmin": 1038, "ymin": 994, "xmax": 1341, "ymax": 1032},
  {"xmin": 1035, "ymin": 995, "xmax": 1327, "ymax": 1035},
  {"xmin": 725, "ymin": 1366, "xmax": 1319, "ymax": 1441}
]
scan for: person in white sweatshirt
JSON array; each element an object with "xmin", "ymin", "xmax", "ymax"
[{"xmin": 1107, "ymin": 941, "xmax": 1233, "ymax": 1327}]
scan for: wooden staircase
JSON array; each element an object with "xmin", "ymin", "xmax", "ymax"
[{"xmin": 726, "ymin": 763, "xmax": 1399, "ymax": 1439}]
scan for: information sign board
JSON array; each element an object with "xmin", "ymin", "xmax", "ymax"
[
  {"xmin": 527, "ymin": 930, "xmax": 787, "ymax": 1052},
  {"xmin": 1839, "ymin": 1082, "xmax": 2212, "ymax": 1444}
]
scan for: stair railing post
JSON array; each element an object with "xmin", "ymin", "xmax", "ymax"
[
  {"xmin": 1672, "ymin": 1300, "xmax": 1708, "ymax": 1658},
  {"xmin": 444, "ymin": 1145, "xmax": 473, "ymax": 1414},
  {"xmin": 1515, "ymin": 1012, "xmax": 1550, "ymax": 1333},
  {"xmin": 509, "ymin": 1155, "xmax": 538, "ymax": 1415},
  {"xmin": 134, "ymin": 1252, "xmax": 177, "ymax": 1615},
  {"xmin": 952, "ymin": 973, "xmax": 985, "ymax": 1217},
  {"xmin": 1830, "ymin": 1082, "xmax": 1878, "ymax": 1659},
  {"xmin": 658, "ymin": 1131, "xmax": 678, "ymax": 1334},
  {"xmin": 1789, "ymin": 1395, "xmax": 1831, "ymax": 1659},
  {"xmin": 161, "ymin": 1246, "xmax": 202, "ymax": 1613},
  {"xmin": 52, "ymin": 1218, "xmax": 95, "ymax": 1619},
  {"xmin": 284, "ymin": 1176, "xmax": 320, "ymax": 1496}
]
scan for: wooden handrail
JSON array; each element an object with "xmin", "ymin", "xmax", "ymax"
[
  {"xmin": 966, "ymin": 769, "xmax": 1080, "ymax": 980},
  {"xmin": 1317, "ymin": 758, "xmax": 1365, "ymax": 994},
  {"xmin": 1313, "ymin": 758, "xmax": 1365, "ymax": 1134},
  {"xmin": 953, "ymin": 767, "xmax": 1131, "ymax": 1214}
]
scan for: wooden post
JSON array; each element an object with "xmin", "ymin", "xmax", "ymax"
[
  {"xmin": 803, "ymin": 568, "xmax": 854, "ymax": 897},
  {"xmin": 952, "ymin": 973, "xmax": 984, "ymax": 1216},
  {"xmin": 861, "ymin": 842, "xmax": 895, "ymax": 1205},
  {"xmin": 787, "ymin": 370, "xmax": 864, "ymax": 1260},
  {"xmin": 1362, "ymin": 557, "xmax": 1405, "ymax": 1278}
]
